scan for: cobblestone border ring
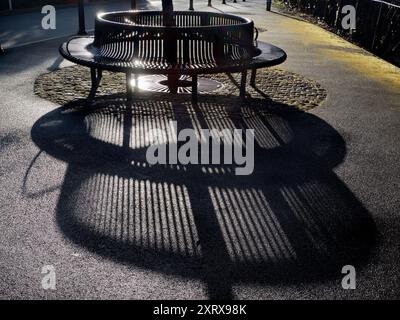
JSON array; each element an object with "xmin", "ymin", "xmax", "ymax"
[{"xmin": 34, "ymin": 66, "xmax": 327, "ymax": 111}]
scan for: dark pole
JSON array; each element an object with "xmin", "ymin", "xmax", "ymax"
[
  {"xmin": 222, "ymin": 0, "xmax": 226, "ymax": 4},
  {"xmin": 0, "ymin": 44, "xmax": 4, "ymax": 55},
  {"xmin": 162, "ymin": 0, "xmax": 174, "ymax": 25},
  {"xmin": 77, "ymin": 0, "xmax": 87, "ymax": 35},
  {"xmin": 162, "ymin": 0, "xmax": 178, "ymax": 92},
  {"xmin": 371, "ymin": 2, "xmax": 383, "ymax": 50},
  {"xmin": 208, "ymin": 0, "xmax": 211, "ymax": 7},
  {"xmin": 189, "ymin": 0, "xmax": 194, "ymax": 10},
  {"xmin": 266, "ymin": 0, "xmax": 272, "ymax": 11},
  {"xmin": 162, "ymin": 0, "xmax": 174, "ymax": 12},
  {"xmin": 131, "ymin": 0, "xmax": 137, "ymax": 9}
]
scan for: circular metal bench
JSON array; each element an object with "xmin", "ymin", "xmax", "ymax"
[{"xmin": 59, "ymin": 10, "xmax": 287, "ymax": 102}]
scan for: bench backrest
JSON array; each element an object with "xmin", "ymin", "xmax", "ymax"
[{"xmin": 93, "ymin": 11, "xmax": 256, "ymax": 65}]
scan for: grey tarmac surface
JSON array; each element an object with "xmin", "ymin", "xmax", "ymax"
[
  {"xmin": 0, "ymin": 0, "xmax": 150, "ymax": 49},
  {"xmin": 0, "ymin": 0, "xmax": 399, "ymax": 299}
]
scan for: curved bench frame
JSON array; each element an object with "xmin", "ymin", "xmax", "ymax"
[{"xmin": 59, "ymin": 11, "xmax": 287, "ymax": 102}]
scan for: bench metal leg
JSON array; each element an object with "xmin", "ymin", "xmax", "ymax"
[
  {"xmin": 250, "ymin": 69, "xmax": 257, "ymax": 87},
  {"xmin": 126, "ymin": 72, "xmax": 133, "ymax": 103},
  {"xmin": 168, "ymin": 74, "xmax": 179, "ymax": 94},
  {"xmin": 192, "ymin": 74, "xmax": 198, "ymax": 103},
  {"xmin": 240, "ymin": 70, "xmax": 247, "ymax": 99},
  {"xmin": 88, "ymin": 68, "xmax": 102, "ymax": 100},
  {"xmin": 89, "ymin": 68, "xmax": 96, "ymax": 99}
]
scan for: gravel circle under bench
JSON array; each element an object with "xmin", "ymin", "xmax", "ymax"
[{"xmin": 34, "ymin": 66, "xmax": 327, "ymax": 111}]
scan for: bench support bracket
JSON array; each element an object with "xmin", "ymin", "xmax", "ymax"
[
  {"xmin": 167, "ymin": 74, "xmax": 179, "ymax": 94},
  {"xmin": 250, "ymin": 69, "xmax": 257, "ymax": 87},
  {"xmin": 89, "ymin": 68, "xmax": 102, "ymax": 100},
  {"xmin": 192, "ymin": 74, "xmax": 198, "ymax": 103},
  {"xmin": 240, "ymin": 70, "xmax": 247, "ymax": 98}
]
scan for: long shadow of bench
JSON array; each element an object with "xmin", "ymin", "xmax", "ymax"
[{"xmin": 30, "ymin": 93, "xmax": 376, "ymax": 299}]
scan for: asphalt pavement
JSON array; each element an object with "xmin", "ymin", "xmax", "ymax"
[{"xmin": 0, "ymin": 0, "xmax": 399, "ymax": 299}]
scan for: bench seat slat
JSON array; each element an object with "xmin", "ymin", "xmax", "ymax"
[{"xmin": 60, "ymin": 37, "xmax": 286, "ymax": 75}]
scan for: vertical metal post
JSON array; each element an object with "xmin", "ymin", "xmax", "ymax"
[
  {"xmin": 266, "ymin": 0, "xmax": 272, "ymax": 11},
  {"xmin": 240, "ymin": 70, "xmax": 247, "ymax": 98},
  {"xmin": 192, "ymin": 74, "xmax": 198, "ymax": 103},
  {"xmin": 222, "ymin": 0, "xmax": 226, "ymax": 4},
  {"xmin": 77, "ymin": 0, "xmax": 87, "ymax": 35},
  {"xmin": 250, "ymin": 69, "xmax": 256, "ymax": 87},
  {"xmin": 5, "ymin": 0, "xmax": 12, "ymax": 53},
  {"xmin": 189, "ymin": 0, "xmax": 194, "ymax": 10},
  {"xmin": 323, "ymin": 0, "xmax": 329, "ymax": 19},
  {"xmin": 163, "ymin": 0, "xmax": 177, "ymax": 92},
  {"xmin": 208, "ymin": 0, "xmax": 212, "ymax": 7},
  {"xmin": 371, "ymin": 2, "xmax": 383, "ymax": 50},
  {"xmin": 131, "ymin": 0, "xmax": 137, "ymax": 10},
  {"xmin": 335, "ymin": 0, "xmax": 343, "ymax": 29}
]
